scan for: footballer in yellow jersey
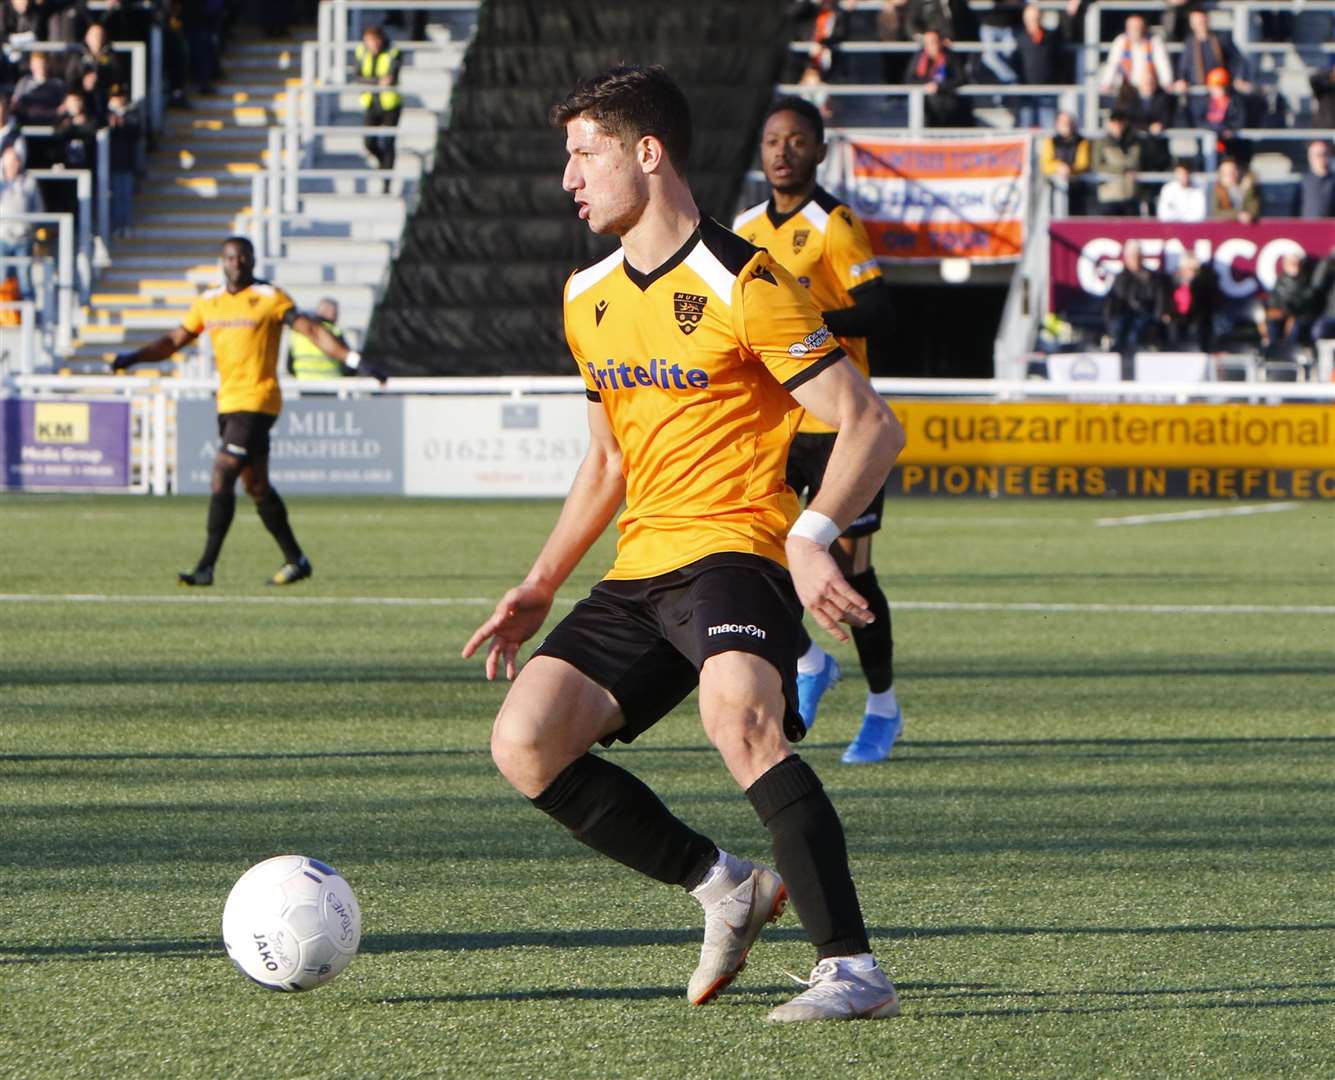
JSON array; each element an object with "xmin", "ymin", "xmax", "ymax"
[
  {"xmin": 112, "ymin": 236, "xmax": 377, "ymax": 587},
  {"xmin": 738, "ymin": 96, "xmax": 904, "ymax": 766},
  {"xmin": 464, "ymin": 66, "xmax": 906, "ymax": 1022}
]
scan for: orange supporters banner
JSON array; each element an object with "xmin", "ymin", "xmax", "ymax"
[{"xmin": 837, "ymin": 134, "xmax": 1031, "ymax": 263}]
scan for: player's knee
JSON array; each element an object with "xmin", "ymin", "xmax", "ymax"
[
  {"xmin": 244, "ymin": 476, "xmax": 272, "ymax": 500},
  {"xmin": 699, "ymin": 676, "xmax": 789, "ymax": 785},
  {"xmin": 211, "ymin": 464, "xmax": 241, "ymax": 495},
  {"xmin": 490, "ymin": 702, "xmax": 554, "ymax": 797}
]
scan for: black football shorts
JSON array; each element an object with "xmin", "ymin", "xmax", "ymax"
[
  {"xmin": 533, "ymin": 552, "xmax": 806, "ymax": 745},
  {"xmin": 785, "ymin": 431, "xmax": 885, "ymax": 538},
  {"xmin": 216, "ymin": 411, "xmax": 278, "ymax": 462}
]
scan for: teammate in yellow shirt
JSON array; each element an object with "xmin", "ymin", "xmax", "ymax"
[
  {"xmin": 734, "ymin": 96, "xmax": 901, "ymax": 765},
  {"xmin": 463, "ymin": 65, "xmax": 906, "ymax": 1022},
  {"xmin": 111, "ymin": 236, "xmax": 372, "ymax": 586}
]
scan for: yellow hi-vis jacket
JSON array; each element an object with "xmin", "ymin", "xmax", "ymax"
[
  {"xmin": 355, "ymin": 45, "xmax": 402, "ymax": 111},
  {"xmin": 289, "ymin": 320, "xmax": 344, "ymax": 379}
]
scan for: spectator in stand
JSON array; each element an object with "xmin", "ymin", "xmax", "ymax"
[
  {"xmin": 352, "ymin": 24, "xmax": 402, "ymax": 171},
  {"xmin": 1040, "ymin": 111, "xmax": 1089, "ymax": 213},
  {"xmin": 794, "ymin": 0, "xmax": 852, "ymax": 84},
  {"xmin": 1015, "ymin": 3, "xmax": 1063, "ymax": 129},
  {"xmin": 98, "ymin": 0, "xmax": 152, "ymax": 48},
  {"xmin": 978, "ymin": 0, "xmax": 1023, "ymax": 86},
  {"xmin": 1157, "ymin": 159, "xmax": 1206, "ymax": 222},
  {"xmin": 1308, "ymin": 249, "xmax": 1335, "ymax": 344},
  {"xmin": 1, "ymin": 0, "xmax": 46, "ymax": 45},
  {"xmin": 1211, "ymin": 156, "xmax": 1259, "ymax": 224},
  {"xmin": 1167, "ymin": 254, "xmax": 1217, "ymax": 352},
  {"xmin": 1293, "ymin": 140, "xmax": 1335, "ymax": 219},
  {"xmin": 162, "ymin": 0, "xmax": 192, "ymax": 107},
  {"xmin": 1161, "ymin": 0, "xmax": 1192, "ymax": 41},
  {"xmin": 1098, "ymin": 14, "xmax": 1172, "ymax": 98},
  {"xmin": 1093, "ymin": 110, "xmax": 1141, "ymax": 216},
  {"xmin": 1104, "ymin": 239, "xmax": 1168, "ymax": 364},
  {"xmin": 0, "ymin": 144, "xmax": 43, "ymax": 299},
  {"xmin": 65, "ymin": 22, "xmax": 124, "ymax": 112},
  {"xmin": 182, "ymin": 0, "xmax": 223, "ymax": 97},
  {"xmin": 1311, "ymin": 58, "xmax": 1335, "ymax": 131},
  {"xmin": 903, "ymin": 0, "xmax": 963, "ymax": 40},
  {"xmin": 1197, "ymin": 66, "xmax": 1247, "ymax": 160},
  {"xmin": 874, "ymin": 0, "xmax": 911, "ymax": 82},
  {"xmin": 11, "ymin": 50, "xmax": 68, "ymax": 125},
  {"xmin": 1118, "ymin": 65, "xmax": 1174, "ymax": 171},
  {"xmin": 105, "ymin": 85, "xmax": 137, "ymax": 236},
  {"xmin": 1264, "ymin": 252, "xmax": 1320, "ymax": 357},
  {"xmin": 0, "ymin": 97, "xmax": 26, "ymax": 167},
  {"xmin": 905, "ymin": 29, "xmax": 970, "ymax": 128},
  {"xmin": 39, "ymin": 0, "xmax": 83, "ymax": 44},
  {"xmin": 1172, "ymin": 3, "xmax": 1251, "ymax": 96},
  {"xmin": 287, "ymin": 298, "xmax": 352, "ymax": 379}
]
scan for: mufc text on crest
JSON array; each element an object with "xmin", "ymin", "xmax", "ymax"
[{"xmin": 673, "ymin": 291, "xmax": 708, "ymax": 335}]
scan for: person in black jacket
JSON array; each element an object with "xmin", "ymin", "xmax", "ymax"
[
  {"xmin": 905, "ymin": 29, "xmax": 971, "ymax": 128},
  {"xmin": 1265, "ymin": 252, "xmax": 1321, "ymax": 356},
  {"xmin": 1105, "ymin": 240, "xmax": 1169, "ymax": 367},
  {"xmin": 1292, "ymin": 140, "xmax": 1335, "ymax": 219},
  {"xmin": 1014, "ymin": 3, "xmax": 1063, "ymax": 129},
  {"xmin": 1117, "ymin": 66, "xmax": 1175, "ymax": 171}
]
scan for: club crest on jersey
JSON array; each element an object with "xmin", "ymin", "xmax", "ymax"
[
  {"xmin": 673, "ymin": 292, "xmax": 708, "ymax": 335},
  {"xmin": 792, "ymin": 229, "xmax": 810, "ymax": 253}
]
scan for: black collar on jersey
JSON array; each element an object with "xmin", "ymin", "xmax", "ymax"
[
  {"xmin": 766, "ymin": 185, "xmax": 839, "ymax": 230},
  {"xmin": 622, "ymin": 225, "xmax": 701, "ymax": 292}
]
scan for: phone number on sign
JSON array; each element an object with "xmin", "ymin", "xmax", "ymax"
[{"xmin": 418, "ymin": 436, "xmax": 586, "ymax": 463}]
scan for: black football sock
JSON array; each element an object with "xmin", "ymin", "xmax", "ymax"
[
  {"xmin": 849, "ymin": 567, "xmax": 893, "ymax": 693},
  {"xmin": 747, "ymin": 755, "xmax": 870, "ymax": 958},
  {"xmin": 255, "ymin": 488, "xmax": 303, "ymax": 564},
  {"xmin": 531, "ymin": 753, "xmax": 718, "ymax": 890},
  {"xmin": 794, "ymin": 619, "xmax": 813, "ymax": 659},
  {"xmin": 197, "ymin": 489, "xmax": 236, "ymax": 571}
]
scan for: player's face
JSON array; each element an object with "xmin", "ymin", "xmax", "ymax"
[
  {"xmin": 562, "ymin": 117, "xmax": 647, "ymax": 236},
  {"xmin": 760, "ymin": 110, "xmax": 825, "ymax": 196},
  {"xmin": 221, "ymin": 241, "xmax": 255, "ymax": 290}
]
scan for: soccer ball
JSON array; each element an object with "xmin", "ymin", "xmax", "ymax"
[{"xmin": 222, "ymin": 855, "xmax": 361, "ymax": 991}]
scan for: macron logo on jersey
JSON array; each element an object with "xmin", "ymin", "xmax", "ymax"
[
  {"xmin": 707, "ymin": 622, "xmax": 768, "ymax": 640},
  {"xmin": 587, "ymin": 358, "xmax": 709, "ymax": 392}
]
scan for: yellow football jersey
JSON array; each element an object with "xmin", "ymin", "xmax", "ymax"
[
  {"xmin": 182, "ymin": 281, "xmax": 295, "ymax": 415},
  {"xmin": 734, "ymin": 188, "xmax": 883, "ymax": 434},
  {"xmin": 564, "ymin": 218, "xmax": 845, "ymax": 581}
]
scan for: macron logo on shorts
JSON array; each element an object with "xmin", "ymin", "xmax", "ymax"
[
  {"xmin": 225, "ymin": 443, "xmax": 248, "ymax": 457},
  {"xmin": 708, "ymin": 623, "xmax": 767, "ymax": 640}
]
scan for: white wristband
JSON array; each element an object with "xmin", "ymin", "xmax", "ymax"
[
  {"xmin": 345, "ymin": 349, "xmax": 362, "ymax": 370},
  {"xmin": 788, "ymin": 509, "xmax": 841, "ymax": 549}
]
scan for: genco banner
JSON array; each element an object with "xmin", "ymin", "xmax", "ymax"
[
  {"xmin": 175, "ymin": 398, "xmax": 404, "ymax": 494},
  {"xmin": 1049, "ymin": 219, "xmax": 1335, "ymax": 320}
]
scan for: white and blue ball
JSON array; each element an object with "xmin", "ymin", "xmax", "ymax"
[{"xmin": 222, "ymin": 855, "xmax": 361, "ymax": 991}]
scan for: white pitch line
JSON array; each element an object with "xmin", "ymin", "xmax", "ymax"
[
  {"xmin": 1, "ymin": 594, "xmax": 1332, "ymax": 615},
  {"xmin": 1096, "ymin": 503, "xmax": 1299, "ymax": 528},
  {"xmin": 893, "ymin": 600, "xmax": 1335, "ymax": 615}
]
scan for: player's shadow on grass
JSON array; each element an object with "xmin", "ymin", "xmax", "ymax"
[{"xmin": 0, "ymin": 662, "xmax": 480, "ymax": 687}]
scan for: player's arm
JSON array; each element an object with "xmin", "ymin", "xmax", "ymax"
[
  {"xmin": 461, "ymin": 400, "xmax": 625, "ymax": 680},
  {"xmin": 822, "ymin": 277, "xmax": 892, "ymax": 338},
  {"xmin": 110, "ymin": 325, "xmax": 197, "ymax": 370},
  {"xmin": 821, "ymin": 207, "xmax": 892, "ymax": 339},
  {"xmin": 285, "ymin": 309, "xmax": 384, "ymax": 383},
  {"xmin": 786, "ymin": 358, "xmax": 905, "ymax": 640}
]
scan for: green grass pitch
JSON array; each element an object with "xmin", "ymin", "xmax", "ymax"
[{"xmin": 2, "ymin": 494, "xmax": 1333, "ymax": 1078}]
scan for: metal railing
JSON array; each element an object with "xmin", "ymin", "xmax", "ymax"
[
  {"xmin": 24, "ymin": 168, "xmax": 93, "ymax": 297},
  {"xmin": 2, "ymin": 212, "xmax": 76, "ymax": 353},
  {"xmin": 316, "ymin": 0, "xmax": 480, "ymax": 85},
  {"xmin": 0, "ymin": 301, "xmax": 41, "ymax": 374}
]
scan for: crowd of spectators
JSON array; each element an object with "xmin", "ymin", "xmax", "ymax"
[{"xmin": 792, "ymin": 1, "xmax": 1335, "ymax": 368}]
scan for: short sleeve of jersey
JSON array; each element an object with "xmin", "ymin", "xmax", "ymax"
[
  {"xmin": 268, "ymin": 286, "xmax": 295, "ymax": 323},
  {"xmin": 563, "ymin": 284, "xmax": 598, "ymax": 401},
  {"xmin": 181, "ymin": 296, "xmax": 205, "ymax": 336},
  {"xmin": 824, "ymin": 206, "xmax": 882, "ymax": 295},
  {"xmin": 735, "ymin": 251, "xmax": 844, "ymax": 391}
]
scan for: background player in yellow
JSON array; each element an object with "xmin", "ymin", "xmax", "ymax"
[
  {"xmin": 464, "ymin": 65, "xmax": 907, "ymax": 1022},
  {"xmin": 735, "ymin": 96, "xmax": 902, "ymax": 765},
  {"xmin": 111, "ymin": 236, "xmax": 376, "ymax": 586}
]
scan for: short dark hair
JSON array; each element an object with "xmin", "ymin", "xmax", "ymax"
[
  {"xmin": 550, "ymin": 65, "xmax": 692, "ymax": 171},
  {"xmin": 222, "ymin": 235, "xmax": 254, "ymax": 256},
  {"xmin": 1173, "ymin": 157, "xmax": 1194, "ymax": 171},
  {"xmin": 1108, "ymin": 109, "xmax": 1130, "ymax": 124},
  {"xmin": 764, "ymin": 95, "xmax": 824, "ymax": 145}
]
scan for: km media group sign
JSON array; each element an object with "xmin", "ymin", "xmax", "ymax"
[{"xmin": 1, "ymin": 398, "xmax": 131, "ymax": 490}]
